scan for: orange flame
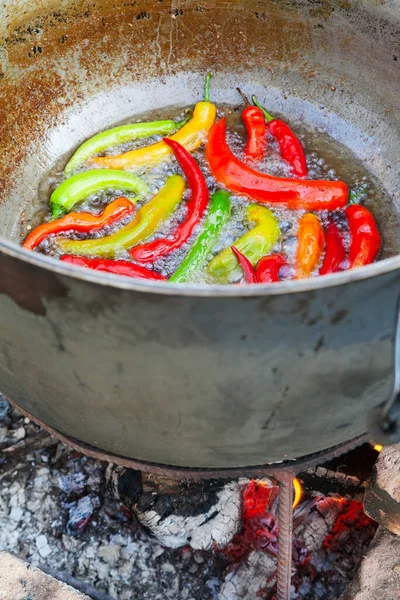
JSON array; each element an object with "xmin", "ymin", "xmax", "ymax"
[
  {"xmin": 373, "ymin": 444, "xmax": 383, "ymax": 452},
  {"xmin": 292, "ymin": 477, "xmax": 302, "ymax": 509}
]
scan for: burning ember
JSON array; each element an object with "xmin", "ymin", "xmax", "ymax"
[
  {"xmin": 219, "ymin": 478, "xmax": 377, "ymax": 599},
  {"xmin": 223, "ymin": 480, "xmax": 279, "ymax": 563}
]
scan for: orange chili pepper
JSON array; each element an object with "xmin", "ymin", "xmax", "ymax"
[
  {"xmin": 295, "ymin": 213, "xmax": 325, "ymax": 279},
  {"xmin": 23, "ymin": 197, "xmax": 135, "ymax": 250}
]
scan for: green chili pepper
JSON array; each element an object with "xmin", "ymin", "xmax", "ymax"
[
  {"xmin": 57, "ymin": 175, "xmax": 185, "ymax": 257},
  {"xmin": 170, "ymin": 190, "xmax": 231, "ymax": 283},
  {"xmin": 349, "ymin": 182, "xmax": 369, "ymax": 205},
  {"xmin": 64, "ymin": 116, "xmax": 191, "ymax": 175},
  {"xmin": 50, "ymin": 170, "xmax": 149, "ymax": 218},
  {"xmin": 207, "ymin": 204, "xmax": 281, "ymax": 283}
]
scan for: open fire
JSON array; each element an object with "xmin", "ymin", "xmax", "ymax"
[
  {"xmin": 217, "ymin": 478, "xmax": 377, "ymax": 599},
  {"xmin": 129, "ymin": 444, "xmax": 385, "ymax": 600}
]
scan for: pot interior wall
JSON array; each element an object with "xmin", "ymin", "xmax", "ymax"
[{"xmin": 0, "ymin": 0, "xmax": 399, "ymax": 257}]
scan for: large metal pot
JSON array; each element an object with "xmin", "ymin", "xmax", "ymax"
[{"xmin": 0, "ymin": 0, "xmax": 399, "ymax": 470}]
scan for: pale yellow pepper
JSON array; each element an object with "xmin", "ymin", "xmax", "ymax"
[
  {"xmin": 208, "ymin": 205, "xmax": 281, "ymax": 283},
  {"xmin": 57, "ymin": 175, "xmax": 185, "ymax": 258},
  {"xmin": 90, "ymin": 74, "xmax": 216, "ymax": 171}
]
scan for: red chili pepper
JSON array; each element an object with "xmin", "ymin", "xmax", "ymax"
[
  {"xmin": 252, "ymin": 96, "xmax": 308, "ymax": 177},
  {"xmin": 206, "ymin": 119, "xmax": 348, "ymax": 211},
  {"xmin": 60, "ymin": 255, "xmax": 166, "ymax": 280},
  {"xmin": 346, "ymin": 204, "xmax": 381, "ymax": 268},
  {"xmin": 237, "ymin": 88, "xmax": 267, "ymax": 163},
  {"xmin": 231, "ymin": 246, "xmax": 257, "ymax": 283},
  {"xmin": 256, "ymin": 254, "xmax": 286, "ymax": 283},
  {"xmin": 23, "ymin": 197, "xmax": 135, "ymax": 251},
  {"xmin": 319, "ymin": 221, "xmax": 345, "ymax": 275},
  {"xmin": 130, "ymin": 138, "xmax": 209, "ymax": 263}
]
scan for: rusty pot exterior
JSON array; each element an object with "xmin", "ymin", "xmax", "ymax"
[
  {"xmin": 0, "ymin": 244, "xmax": 398, "ymax": 468},
  {"xmin": 0, "ymin": 0, "xmax": 399, "ymax": 468}
]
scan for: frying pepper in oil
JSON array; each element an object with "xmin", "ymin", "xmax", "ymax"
[
  {"xmin": 90, "ymin": 73, "xmax": 216, "ymax": 171},
  {"xmin": 208, "ymin": 204, "xmax": 281, "ymax": 283},
  {"xmin": 23, "ymin": 197, "xmax": 135, "ymax": 250},
  {"xmin": 64, "ymin": 115, "xmax": 190, "ymax": 175},
  {"xmin": 50, "ymin": 169, "xmax": 148, "ymax": 218},
  {"xmin": 206, "ymin": 118, "xmax": 348, "ymax": 211},
  {"xmin": 252, "ymin": 96, "xmax": 308, "ymax": 177},
  {"xmin": 61, "ymin": 255, "xmax": 166, "ymax": 280},
  {"xmin": 295, "ymin": 213, "xmax": 325, "ymax": 279},
  {"xmin": 170, "ymin": 190, "xmax": 231, "ymax": 283},
  {"xmin": 57, "ymin": 175, "xmax": 185, "ymax": 257}
]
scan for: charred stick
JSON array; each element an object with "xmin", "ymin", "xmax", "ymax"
[
  {"xmin": 1, "ymin": 430, "xmax": 56, "ymax": 455},
  {"xmin": 299, "ymin": 467, "xmax": 366, "ymax": 500},
  {"xmin": 39, "ymin": 565, "xmax": 115, "ymax": 600}
]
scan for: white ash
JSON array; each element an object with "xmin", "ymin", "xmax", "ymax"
[
  {"xmin": 135, "ymin": 479, "xmax": 247, "ymax": 551},
  {"xmin": 294, "ymin": 498, "xmax": 345, "ymax": 552},
  {"xmin": 8, "ymin": 426, "xmax": 26, "ymax": 442},
  {"xmin": 0, "ymin": 399, "xmax": 223, "ymax": 600},
  {"xmin": 36, "ymin": 534, "xmax": 53, "ymax": 558},
  {"xmin": 98, "ymin": 543, "xmax": 121, "ymax": 567},
  {"xmin": 219, "ymin": 550, "xmax": 276, "ymax": 600}
]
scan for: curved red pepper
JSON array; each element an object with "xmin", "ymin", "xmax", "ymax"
[
  {"xmin": 268, "ymin": 119, "xmax": 308, "ymax": 177},
  {"xmin": 23, "ymin": 197, "xmax": 135, "ymax": 251},
  {"xmin": 237, "ymin": 88, "xmax": 267, "ymax": 163},
  {"xmin": 252, "ymin": 96, "xmax": 308, "ymax": 177},
  {"xmin": 346, "ymin": 204, "xmax": 381, "ymax": 268},
  {"xmin": 231, "ymin": 246, "xmax": 257, "ymax": 283},
  {"xmin": 242, "ymin": 105, "xmax": 268, "ymax": 163},
  {"xmin": 60, "ymin": 255, "xmax": 166, "ymax": 280},
  {"xmin": 206, "ymin": 119, "xmax": 348, "ymax": 211},
  {"xmin": 130, "ymin": 138, "xmax": 209, "ymax": 263},
  {"xmin": 256, "ymin": 254, "xmax": 286, "ymax": 283},
  {"xmin": 319, "ymin": 221, "xmax": 345, "ymax": 275}
]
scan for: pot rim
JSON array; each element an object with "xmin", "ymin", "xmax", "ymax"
[{"xmin": 1, "ymin": 236, "xmax": 399, "ymax": 297}]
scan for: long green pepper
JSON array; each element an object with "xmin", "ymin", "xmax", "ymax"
[
  {"xmin": 50, "ymin": 169, "xmax": 149, "ymax": 218},
  {"xmin": 170, "ymin": 190, "xmax": 232, "ymax": 283},
  {"xmin": 64, "ymin": 116, "xmax": 190, "ymax": 175}
]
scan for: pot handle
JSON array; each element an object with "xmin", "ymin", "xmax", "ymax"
[{"xmin": 368, "ymin": 296, "xmax": 400, "ymax": 444}]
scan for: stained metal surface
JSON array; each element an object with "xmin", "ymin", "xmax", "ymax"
[
  {"xmin": 368, "ymin": 296, "xmax": 400, "ymax": 444},
  {"xmin": 6, "ymin": 394, "xmax": 368, "ymax": 480},
  {"xmin": 0, "ymin": 0, "xmax": 399, "ymax": 468}
]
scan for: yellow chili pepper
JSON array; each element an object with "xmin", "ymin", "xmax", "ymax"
[
  {"xmin": 90, "ymin": 74, "xmax": 216, "ymax": 171},
  {"xmin": 57, "ymin": 175, "xmax": 185, "ymax": 257},
  {"xmin": 295, "ymin": 212, "xmax": 325, "ymax": 279},
  {"xmin": 207, "ymin": 204, "xmax": 281, "ymax": 283}
]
